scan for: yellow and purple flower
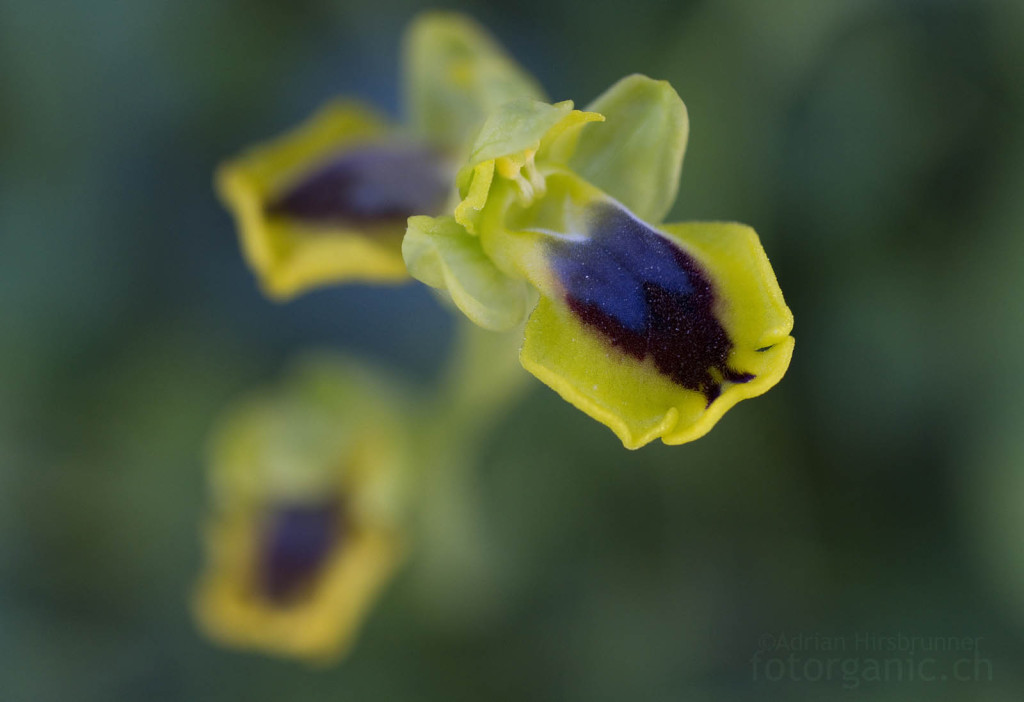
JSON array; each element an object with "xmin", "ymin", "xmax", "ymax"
[
  {"xmin": 404, "ymin": 76, "xmax": 794, "ymax": 448},
  {"xmin": 216, "ymin": 12, "xmax": 543, "ymax": 300},
  {"xmin": 193, "ymin": 357, "xmax": 410, "ymax": 662}
]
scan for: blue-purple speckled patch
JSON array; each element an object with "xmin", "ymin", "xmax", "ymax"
[
  {"xmin": 267, "ymin": 143, "xmax": 449, "ymax": 225},
  {"xmin": 257, "ymin": 499, "xmax": 342, "ymax": 604},
  {"xmin": 550, "ymin": 202, "xmax": 753, "ymax": 404}
]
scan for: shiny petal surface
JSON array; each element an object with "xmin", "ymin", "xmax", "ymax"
[{"xmin": 521, "ymin": 205, "xmax": 794, "ymax": 449}]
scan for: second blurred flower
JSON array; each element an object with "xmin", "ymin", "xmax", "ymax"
[
  {"xmin": 194, "ymin": 357, "xmax": 411, "ymax": 662},
  {"xmin": 216, "ymin": 12, "xmax": 543, "ymax": 299}
]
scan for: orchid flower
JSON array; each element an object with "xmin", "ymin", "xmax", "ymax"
[
  {"xmin": 216, "ymin": 12, "xmax": 543, "ymax": 299},
  {"xmin": 193, "ymin": 357, "xmax": 410, "ymax": 662},
  {"xmin": 404, "ymin": 76, "xmax": 794, "ymax": 449}
]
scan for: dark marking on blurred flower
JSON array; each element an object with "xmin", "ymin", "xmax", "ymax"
[
  {"xmin": 258, "ymin": 499, "xmax": 343, "ymax": 604},
  {"xmin": 551, "ymin": 202, "xmax": 754, "ymax": 405},
  {"xmin": 267, "ymin": 144, "xmax": 450, "ymax": 225}
]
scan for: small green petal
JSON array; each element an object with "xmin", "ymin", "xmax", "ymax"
[
  {"xmin": 463, "ymin": 99, "xmax": 574, "ymax": 168},
  {"xmin": 570, "ymin": 74, "xmax": 689, "ymax": 223},
  {"xmin": 403, "ymin": 12, "xmax": 546, "ymax": 152},
  {"xmin": 404, "ymin": 215, "xmax": 533, "ymax": 331},
  {"xmin": 453, "ymin": 100, "xmax": 603, "ymax": 233}
]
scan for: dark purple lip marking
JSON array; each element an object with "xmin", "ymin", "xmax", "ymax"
[
  {"xmin": 550, "ymin": 202, "xmax": 754, "ymax": 405},
  {"xmin": 257, "ymin": 499, "xmax": 344, "ymax": 605},
  {"xmin": 266, "ymin": 143, "xmax": 450, "ymax": 225}
]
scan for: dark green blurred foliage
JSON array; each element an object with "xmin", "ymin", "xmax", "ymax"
[{"xmin": 2, "ymin": 0, "xmax": 1024, "ymax": 700}]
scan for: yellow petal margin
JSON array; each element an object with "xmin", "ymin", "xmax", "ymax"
[
  {"xmin": 520, "ymin": 221, "xmax": 794, "ymax": 449},
  {"xmin": 215, "ymin": 100, "xmax": 410, "ymax": 300},
  {"xmin": 193, "ymin": 356, "xmax": 411, "ymax": 662},
  {"xmin": 194, "ymin": 516, "xmax": 401, "ymax": 663}
]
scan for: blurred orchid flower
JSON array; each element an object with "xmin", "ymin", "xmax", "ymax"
[
  {"xmin": 404, "ymin": 75, "xmax": 794, "ymax": 449},
  {"xmin": 216, "ymin": 12, "xmax": 543, "ymax": 299},
  {"xmin": 193, "ymin": 357, "xmax": 410, "ymax": 662}
]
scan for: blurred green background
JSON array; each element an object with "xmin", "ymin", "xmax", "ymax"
[{"xmin": 3, "ymin": 0, "xmax": 1024, "ymax": 699}]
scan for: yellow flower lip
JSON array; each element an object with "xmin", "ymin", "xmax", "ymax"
[
  {"xmin": 195, "ymin": 506, "xmax": 402, "ymax": 662},
  {"xmin": 194, "ymin": 356, "xmax": 410, "ymax": 662},
  {"xmin": 217, "ymin": 12, "xmax": 547, "ymax": 300},
  {"xmin": 216, "ymin": 101, "xmax": 419, "ymax": 300},
  {"xmin": 520, "ymin": 206, "xmax": 794, "ymax": 449},
  {"xmin": 546, "ymin": 201, "xmax": 757, "ymax": 404}
]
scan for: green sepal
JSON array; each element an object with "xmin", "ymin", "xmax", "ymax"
[
  {"xmin": 570, "ymin": 74, "xmax": 689, "ymax": 223},
  {"xmin": 403, "ymin": 12, "xmax": 546, "ymax": 153}
]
